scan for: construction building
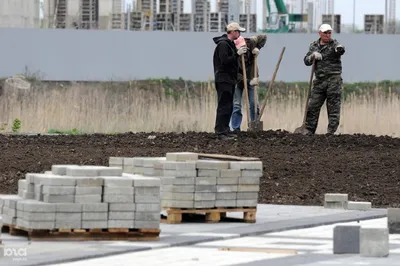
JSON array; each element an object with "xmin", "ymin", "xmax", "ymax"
[
  {"xmin": 0, "ymin": 0, "xmax": 41, "ymax": 28},
  {"xmin": 364, "ymin": 14, "xmax": 385, "ymax": 34}
]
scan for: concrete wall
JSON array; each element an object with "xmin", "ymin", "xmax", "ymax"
[
  {"xmin": 0, "ymin": 28, "xmax": 399, "ymax": 82},
  {"xmin": 0, "ymin": 0, "xmax": 41, "ymax": 28}
]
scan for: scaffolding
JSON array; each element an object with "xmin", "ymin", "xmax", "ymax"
[
  {"xmin": 54, "ymin": 0, "xmax": 67, "ymax": 28},
  {"xmin": 111, "ymin": 0, "xmax": 125, "ymax": 29}
]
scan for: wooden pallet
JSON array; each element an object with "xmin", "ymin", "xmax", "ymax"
[
  {"xmin": 162, "ymin": 207, "xmax": 257, "ymax": 224},
  {"xmin": 1, "ymin": 224, "xmax": 160, "ymax": 241}
]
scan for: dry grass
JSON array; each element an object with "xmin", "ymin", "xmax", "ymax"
[{"xmin": 0, "ymin": 81, "xmax": 399, "ymax": 137}]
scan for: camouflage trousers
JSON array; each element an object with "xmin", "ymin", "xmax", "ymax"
[{"xmin": 305, "ymin": 75, "xmax": 343, "ymax": 134}]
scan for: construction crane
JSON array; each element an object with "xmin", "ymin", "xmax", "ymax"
[{"xmin": 263, "ymin": 0, "xmax": 307, "ymax": 33}]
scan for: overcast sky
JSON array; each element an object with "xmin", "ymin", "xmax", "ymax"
[{"xmin": 182, "ymin": 0, "xmax": 400, "ymax": 30}]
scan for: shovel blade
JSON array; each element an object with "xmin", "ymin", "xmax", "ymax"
[
  {"xmin": 247, "ymin": 121, "xmax": 263, "ymax": 132},
  {"xmin": 294, "ymin": 125, "xmax": 310, "ymax": 135}
]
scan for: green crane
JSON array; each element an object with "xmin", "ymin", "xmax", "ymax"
[{"xmin": 264, "ymin": 0, "xmax": 307, "ymax": 33}]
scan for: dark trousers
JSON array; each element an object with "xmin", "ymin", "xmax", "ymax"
[{"xmin": 214, "ymin": 82, "xmax": 235, "ymax": 134}]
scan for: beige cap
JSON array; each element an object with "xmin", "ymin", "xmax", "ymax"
[
  {"xmin": 319, "ymin": 24, "xmax": 333, "ymax": 32},
  {"xmin": 226, "ymin": 22, "xmax": 246, "ymax": 32}
]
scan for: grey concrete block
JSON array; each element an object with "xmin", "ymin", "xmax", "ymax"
[
  {"xmin": 194, "ymin": 201, "xmax": 215, "ymax": 208},
  {"xmin": 132, "ymin": 157, "xmax": 146, "ymax": 167},
  {"xmin": 82, "ymin": 212, "xmax": 108, "ymax": 220},
  {"xmin": 108, "ymin": 220, "xmax": 135, "ymax": 228},
  {"xmin": 216, "ymin": 192, "xmax": 236, "ymax": 200},
  {"xmin": 216, "ymin": 185, "xmax": 238, "ymax": 193},
  {"xmin": 82, "ymin": 221, "xmax": 108, "ymax": 229},
  {"xmin": 161, "ymin": 192, "xmax": 194, "ymax": 201},
  {"xmin": 97, "ymin": 167, "xmax": 123, "ymax": 177},
  {"xmin": 241, "ymin": 170, "xmax": 263, "ymax": 178},
  {"xmin": 109, "ymin": 211, "xmax": 135, "ymax": 220},
  {"xmin": 216, "ymin": 199, "xmax": 236, "ymax": 207},
  {"xmin": 236, "ymin": 192, "xmax": 258, "ymax": 200},
  {"xmin": 161, "ymin": 185, "xmax": 195, "ymax": 193},
  {"xmin": 142, "ymin": 157, "xmax": 166, "ymax": 167},
  {"xmin": 43, "ymin": 195, "xmax": 75, "ymax": 203},
  {"xmin": 166, "ymin": 152, "xmax": 198, "ymax": 161},
  {"xmin": 42, "ymin": 185, "xmax": 75, "ymax": 195},
  {"xmin": 324, "ymin": 201, "xmax": 348, "ymax": 209},
  {"xmin": 238, "ymin": 177, "xmax": 261, "ymax": 185},
  {"xmin": 55, "ymin": 220, "xmax": 82, "ymax": 229},
  {"xmin": 195, "ymin": 185, "xmax": 217, "ymax": 192},
  {"xmin": 22, "ymin": 191, "xmax": 35, "ymax": 200},
  {"xmin": 347, "ymin": 201, "xmax": 372, "ymax": 211},
  {"xmin": 388, "ymin": 208, "xmax": 400, "ymax": 234},
  {"xmin": 333, "ymin": 225, "xmax": 361, "ymax": 254},
  {"xmin": 220, "ymin": 169, "xmax": 241, "ymax": 178},
  {"xmin": 135, "ymin": 221, "xmax": 160, "ymax": 229},
  {"xmin": 18, "ymin": 188, "xmax": 24, "ymax": 198},
  {"xmin": 75, "ymin": 187, "xmax": 102, "ymax": 195},
  {"xmin": 103, "ymin": 194, "xmax": 134, "ymax": 203},
  {"xmin": 135, "ymin": 212, "xmax": 159, "ymax": 221},
  {"xmin": 136, "ymin": 203, "xmax": 160, "ymax": 212},
  {"xmin": 75, "ymin": 177, "xmax": 104, "ymax": 187},
  {"xmin": 163, "ymin": 169, "xmax": 177, "ymax": 176},
  {"xmin": 123, "ymin": 157, "xmax": 134, "ymax": 167},
  {"xmin": 18, "ymin": 179, "xmax": 27, "ymax": 190},
  {"xmin": 109, "ymin": 157, "xmax": 124, "ymax": 166},
  {"xmin": 22, "ymin": 212, "xmax": 56, "ymax": 221},
  {"xmin": 135, "ymin": 195, "xmax": 161, "ymax": 203},
  {"xmin": 230, "ymin": 161, "xmax": 263, "ymax": 170},
  {"xmin": 16, "ymin": 218, "xmax": 27, "ymax": 228},
  {"xmin": 25, "ymin": 220, "xmax": 55, "ymax": 230},
  {"xmin": 109, "ymin": 203, "xmax": 136, "ymax": 212},
  {"xmin": 175, "ymin": 170, "xmax": 197, "ymax": 178},
  {"xmin": 196, "ymin": 160, "xmax": 229, "ymax": 170},
  {"xmin": 25, "ymin": 173, "xmax": 35, "ymax": 183},
  {"xmin": 19, "ymin": 200, "xmax": 56, "ymax": 212},
  {"xmin": 55, "ymin": 212, "xmax": 81, "ymax": 221},
  {"xmin": 51, "ymin": 164, "xmax": 79, "ymax": 175},
  {"xmin": 132, "ymin": 176, "xmax": 161, "ymax": 187},
  {"xmin": 237, "ymin": 184, "xmax": 260, "ymax": 192},
  {"xmin": 34, "ymin": 174, "xmax": 77, "ymax": 186},
  {"xmin": 0, "ymin": 195, "xmax": 22, "ymax": 208},
  {"xmin": 123, "ymin": 166, "xmax": 135, "ymax": 174},
  {"xmin": 56, "ymin": 203, "xmax": 82, "ymax": 212},
  {"xmin": 161, "ymin": 199, "xmax": 194, "ymax": 208},
  {"xmin": 104, "ymin": 187, "xmax": 134, "ymax": 195},
  {"xmin": 195, "ymin": 192, "xmax": 216, "ymax": 201},
  {"xmin": 82, "ymin": 203, "xmax": 108, "ymax": 212},
  {"xmin": 325, "ymin": 193, "xmax": 348, "ymax": 202},
  {"xmin": 197, "ymin": 169, "xmax": 219, "ymax": 177},
  {"xmin": 103, "ymin": 176, "xmax": 134, "ymax": 187},
  {"xmin": 65, "ymin": 166, "xmax": 99, "ymax": 177},
  {"xmin": 360, "ymin": 228, "xmax": 389, "ymax": 257},
  {"xmin": 175, "ymin": 161, "xmax": 197, "ymax": 170},
  {"xmin": 162, "ymin": 177, "xmax": 195, "ymax": 185},
  {"xmin": 195, "ymin": 176, "xmax": 217, "ymax": 185},
  {"xmin": 217, "ymin": 177, "xmax": 239, "ymax": 185},
  {"xmin": 155, "ymin": 161, "xmax": 176, "ymax": 170},
  {"xmin": 134, "ymin": 187, "xmax": 159, "ymax": 196},
  {"xmin": 75, "ymin": 195, "xmax": 102, "ymax": 203},
  {"xmin": 237, "ymin": 199, "xmax": 258, "ymax": 207}
]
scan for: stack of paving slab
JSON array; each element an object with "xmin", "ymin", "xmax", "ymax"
[
  {"xmin": 109, "ymin": 152, "xmax": 263, "ymax": 209},
  {"xmin": 0, "ymin": 165, "xmax": 161, "ymax": 230},
  {"xmin": 324, "ymin": 193, "xmax": 372, "ymax": 211}
]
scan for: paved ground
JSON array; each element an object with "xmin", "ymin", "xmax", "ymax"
[{"xmin": 0, "ymin": 204, "xmax": 388, "ymax": 266}]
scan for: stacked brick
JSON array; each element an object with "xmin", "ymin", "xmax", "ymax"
[{"xmin": 0, "ymin": 165, "xmax": 161, "ymax": 230}]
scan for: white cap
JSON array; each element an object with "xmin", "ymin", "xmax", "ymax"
[
  {"xmin": 226, "ymin": 22, "xmax": 246, "ymax": 32},
  {"xmin": 319, "ymin": 24, "xmax": 333, "ymax": 32}
]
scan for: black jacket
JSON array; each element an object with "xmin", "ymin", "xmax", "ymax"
[{"xmin": 212, "ymin": 34, "xmax": 239, "ymax": 85}]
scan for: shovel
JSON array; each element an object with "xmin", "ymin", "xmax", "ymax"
[
  {"xmin": 294, "ymin": 59, "xmax": 316, "ymax": 134},
  {"xmin": 241, "ymin": 54, "xmax": 251, "ymax": 127},
  {"xmin": 247, "ymin": 54, "xmax": 263, "ymax": 132}
]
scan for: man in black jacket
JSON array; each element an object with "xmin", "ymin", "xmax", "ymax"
[{"xmin": 212, "ymin": 22, "xmax": 247, "ymax": 140}]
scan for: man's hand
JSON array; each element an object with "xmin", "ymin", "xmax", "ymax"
[
  {"xmin": 252, "ymin": 48, "xmax": 260, "ymax": 56},
  {"xmin": 237, "ymin": 46, "xmax": 248, "ymax": 55},
  {"xmin": 309, "ymin": 51, "xmax": 322, "ymax": 61},
  {"xmin": 250, "ymin": 77, "xmax": 259, "ymax": 86},
  {"xmin": 335, "ymin": 45, "xmax": 345, "ymax": 54}
]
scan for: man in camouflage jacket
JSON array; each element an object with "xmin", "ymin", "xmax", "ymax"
[
  {"xmin": 231, "ymin": 34, "xmax": 267, "ymax": 132},
  {"xmin": 303, "ymin": 24, "xmax": 345, "ymax": 135}
]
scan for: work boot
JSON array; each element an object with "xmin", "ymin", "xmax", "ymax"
[{"xmin": 217, "ymin": 133, "xmax": 235, "ymax": 140}]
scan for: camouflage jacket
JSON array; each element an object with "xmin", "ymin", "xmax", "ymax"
[
  {"xmin": 238, "ymin": 34, "xmax": 267, "ymax": 85},
  {"xmin": 303, "ymin": 38, "xmax": 345, "ymax": 79}
]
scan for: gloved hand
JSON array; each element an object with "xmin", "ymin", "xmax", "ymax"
[
  {"xmin": 335, "ymin": 45, "xmax": 345, "ymax": 54},
  {"xmin": 237, "ymin": 46, "xmax": 248, "ymax": 56},
  {"xmin": 309, "ymin": 51, "xmax": 322, "ymax": 61},
  {"xmin": 252, "ymin": 48, "xmax": 259, "ymax": 56},
  {"xmin": 249, "ymin": 77, "xmax": 259, "ymax": 86}
]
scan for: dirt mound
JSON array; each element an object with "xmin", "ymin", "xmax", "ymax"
[{"xmin": 1, "ymin": 131, "xmax": 399, "ymax": 207}]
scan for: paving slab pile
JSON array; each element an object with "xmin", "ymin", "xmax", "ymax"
[
  {"xmin": 324, "ymin": 193, "xmax": 372, "ymax": 211},
  {"xmin": 0, "ymin": 165, "xmax": 161, "ymax": 230},
  {"xmin": 109, "ymin": 152, "xmax": 263, "ymax": 209}
]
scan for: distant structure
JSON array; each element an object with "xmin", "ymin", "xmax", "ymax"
[{"xmin": 0, "ymin": 0, "xmax": 41, "ymax": 28}]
